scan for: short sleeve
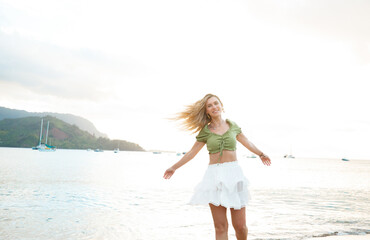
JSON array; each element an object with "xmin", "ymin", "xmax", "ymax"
[
  {"xmin": 196, "ymin": 127, "xmax": 208, "ymax": 142},
  {"xmin": 231, "ymin": 121, "xmax": 242, "ymax": 135}
]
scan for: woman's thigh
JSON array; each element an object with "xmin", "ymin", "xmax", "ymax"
[
  {"xmin": 230, "ymin": 207, "xmax": 246, "ymax": 227},
  {"xmin": 209, "ymin": 204, "xmax": 228, "ymax": 226}
]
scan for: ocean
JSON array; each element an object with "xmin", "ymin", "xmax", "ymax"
[{"xmin": 0, "ymin": 148, "xmax": 369, "ymax": 240}]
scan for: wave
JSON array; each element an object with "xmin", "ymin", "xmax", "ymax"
[{"xmin": 310, "ymin": 230, "xmax": 370, "ymax": 239}]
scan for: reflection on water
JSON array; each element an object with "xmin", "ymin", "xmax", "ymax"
[{"xmin": 0, "ymin": 148, "xmax": 369, "ymax": 239}]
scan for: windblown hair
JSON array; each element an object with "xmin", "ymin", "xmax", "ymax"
[{"xmin": 174, "ymin": 94, "xmax": 223, "ymax": 133}]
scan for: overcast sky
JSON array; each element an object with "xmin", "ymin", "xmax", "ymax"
[{"xmin": 1, "ymin": 0, "xmax": 369, "ymax": 159}]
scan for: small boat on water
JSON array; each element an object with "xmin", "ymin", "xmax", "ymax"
[
  {"xmin": 38, "ymin": 143, "xmax": 57, "ymax": 152},
  {"xmin": 94, "ymin": 149, "xmax": 104, "ymax": 152},
  {"xmin": 284, "ymin": 145, "xmax": 295, "ymax": 158},
  {"xmin": 114, "ymin": 148, "xmax": 119, "ymax": 153},
  {"xmin": 33, "ymin": 119, "xmax": 56, "ymax": 152},
  {"xmin": 341, "ymin": 158, "xmax": 350, "ymax": 161}
]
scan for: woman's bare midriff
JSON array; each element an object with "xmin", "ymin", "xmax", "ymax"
[{"xmin": 209, "ymin": 150, "xmax": 238, "ymax": 165}]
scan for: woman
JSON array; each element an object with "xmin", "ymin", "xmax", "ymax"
[{"xmin": 163, "ymin": 94, "xmax": 271, "ymax": 240}]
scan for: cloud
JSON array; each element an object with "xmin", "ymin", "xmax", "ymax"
[
  {"xmin": 0, "ymin": 31, "xmax": 151, "ymax": 101},
  {"xmin": 245, "ymin": 0, "xmax": 370, "ymax": 63}
]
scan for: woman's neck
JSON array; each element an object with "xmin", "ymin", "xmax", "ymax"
[{"xmin": 210, "ymin": 117, "xmax": 224, "ymax": 126}]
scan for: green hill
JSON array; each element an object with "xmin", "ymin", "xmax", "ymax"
[
  {"xmin": 0, "ymin": 106, "xmax": 108, "ymax": 138},
  {"xmin": 0, "ymin": 116, "xmax": 144, "ymax": 151}
]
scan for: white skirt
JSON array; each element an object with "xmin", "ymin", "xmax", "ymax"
[{"xmin": 189, "ymin": 161, "xmax": 251, "ymax": 210}]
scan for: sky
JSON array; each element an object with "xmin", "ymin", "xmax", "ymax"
[{"xmin": 0, "ymin": 0, "xmax": 369, "ymax": 159}]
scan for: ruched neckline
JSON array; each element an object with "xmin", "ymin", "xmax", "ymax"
[
  {"xmin": 205, "ymin": 119, "xmax": 231, "ymax": 136},
  {"xmin": 195, "ymin": 119, "xmax": 242, "ymax": 156}
]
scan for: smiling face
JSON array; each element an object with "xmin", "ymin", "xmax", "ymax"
[{"xmin": 205, "ymin": 96, "xmax": 223, "ymax": 119}]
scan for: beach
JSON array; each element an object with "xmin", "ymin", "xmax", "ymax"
[{"xmin": 309, "ymin": 235, "xmax": 370, "ymax": 240}]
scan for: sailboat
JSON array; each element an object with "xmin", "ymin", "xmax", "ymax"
[
  {"xmin": 33, "ymin": 119, "xmax": 56, "ymax": 152},
  {"xmin": 114, "ymin": 142, "xmax": 120, "ymax": 153},
  {"xmin": 284, "ymin": 145, "xmax": 295, "ymax": 158}
]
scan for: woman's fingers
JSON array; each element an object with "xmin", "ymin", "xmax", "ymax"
[
  {"xmin": 163, "ymin": 169, "xmax": 175, "ymax": 179},
  {"xmin": 261, "ymin": 156, "xmax": 271, "ymax": 166}
]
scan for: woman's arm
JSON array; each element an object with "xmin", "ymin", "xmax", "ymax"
[
  {"xmin": 163, "ymin": 141, "xmax": 206, "ymax": 179},
  {"xmin": 237, "ymin": 133, "xmax": 271, "ymax": 166}
]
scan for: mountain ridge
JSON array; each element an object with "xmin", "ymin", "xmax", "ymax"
[
  {"xmin": 0, "ymin": 116, "xmax": 144, "ymax": 151},
  {"xmin": 0, "ymin": 106, "xmax": 107, "ymax": 138}
]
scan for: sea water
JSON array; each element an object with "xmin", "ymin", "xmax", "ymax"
[{"xmin": 0, "ymin": 148, "xmax": 369, "ymax": 240}]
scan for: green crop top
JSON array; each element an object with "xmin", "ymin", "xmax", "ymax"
[{"xmin": 196, "ymin": 119, "xmax": 242, "ymax": 156}]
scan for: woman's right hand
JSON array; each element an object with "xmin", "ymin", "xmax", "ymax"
[{"xmin": 163, "ymin": 167, "xmax": 176, "ymax": 179}]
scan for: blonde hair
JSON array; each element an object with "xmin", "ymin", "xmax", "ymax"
[{"xmin": 174, "ymin": 94, "xmax": 223, "ymax": 133}]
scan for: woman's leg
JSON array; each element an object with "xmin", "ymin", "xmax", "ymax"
[
  {"xmin": 209, "ymin": 204, "xmax": 228, "ymax": 240},
  {"xmin": 230, "ymin": 207, "xmax": 248, "ymax": 240}
]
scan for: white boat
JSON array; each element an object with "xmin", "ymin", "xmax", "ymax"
[
  {"xmin": 114, "ymin": 148, "xmax": 119, "ymax": 153},
  {"xmin": 38, "ymin": 143, "xmax": 57, "ymax": 152},
  {"xmin": 34, "ymin": 119, "xmax": 56, "ymax": 152},
  {"xmin": 32, "ymin": 119, "xmax": 44, "ymax": 150},
  {"xmin": 284, "ymin": 145, "xmax": 295, "ymax": 158}
]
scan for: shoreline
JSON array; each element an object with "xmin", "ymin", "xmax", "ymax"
[{"xmin": 308, "ymin": 234, "xmax": 370, "ymax": 240}]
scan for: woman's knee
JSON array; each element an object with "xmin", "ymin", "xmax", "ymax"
[
  {"xmin": 214, "ymin": 221, "xmax": 228, "ymax": 234},
  {"xmin": 233, "ymin": 223, "xmax": 248, "ymax": 234}
]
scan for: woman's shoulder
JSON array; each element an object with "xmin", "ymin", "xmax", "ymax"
[
  {"xmin": 199, "ymin": 123, "xmax": 210, "ymax": 133},
  {"xmin": 226, "ymin": 119, "xmax": 242, "ymax": 133},
  {"xmin": 196, "ymin": 124, "xmax": 210, "ymax": 142}
]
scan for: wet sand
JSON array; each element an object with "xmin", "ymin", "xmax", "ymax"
[{"xmin": 309, "ymin": 235, "xmax": 370, "ymax": 240}]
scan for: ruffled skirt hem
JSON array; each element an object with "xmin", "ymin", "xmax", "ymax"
[{"xmin": 188, "ymin": 161, "xmax": 251, "ymax": 210}]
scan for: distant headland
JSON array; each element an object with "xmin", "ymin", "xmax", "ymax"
[{"xmin": 0, "ymin": 107, "xmax": 144, "ymax": 151}]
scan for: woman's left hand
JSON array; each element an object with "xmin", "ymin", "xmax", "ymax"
[
  {"xmin": 163, "ymin": 167, "xmax": 176, "ymax": 179},
  {"xmin": 260, "ymin": 154, "xmax": 271, "ymax": 166}
]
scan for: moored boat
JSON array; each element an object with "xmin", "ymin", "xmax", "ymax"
[{"xmin": 33, "ymin": 119, "xmax": 56, "ymax": 152}]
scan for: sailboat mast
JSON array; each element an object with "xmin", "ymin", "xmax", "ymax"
[
  {"xmin": 39, "ymin": 118, "xmax": 43, "ymax": 145},
  {"xmin": 45, "ymin": 121, "xmax": 50, "ymax": 145}
]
